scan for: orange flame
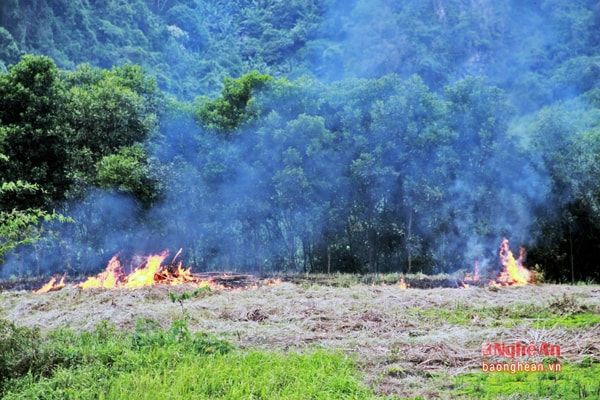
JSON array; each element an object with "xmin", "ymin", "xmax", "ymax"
[
  {"xmin": 494, "ymin": 238, "xmax": 532, "ymax": 285},
  {"xmin": 33, "ymin": 249, "xmax": 213, "ymax": 294},
  {"xmin": 464, "ymin": 261, "xmax": 480, "ymax": 283},
  {"xmin": 398, "ymin": 276, "xmax": 409, "ymax": 290},
  {"xmin": 123, "ymin": 252, "xmax": 168, "ymax": 288},
  {"xmin": 266, "ymin": 278, "xmax": 281, "ymax": 286},
  {"xmin": 33, "ymin": 275, "xmax": 66, "ymax": 294},
  {"xmin": 79, "ymin": 254, "xmax": 123, "ymax": 289},
  {"xmin": 80, "ymin": 250, "xmax": 197, "ymax": 290}
]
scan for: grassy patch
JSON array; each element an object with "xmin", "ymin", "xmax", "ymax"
[
  {"xmin": 0, "ymin": 318, "xmax": 381, "ymax": 399},
  {"xmin": 522, "ymin": 293, "xmax": 600, "ymax": 328},
  {"xmin": 454, "ymin": 361, "xmax": 600, "ymax": 399},
  {"xmin": 412, "ymin": 294, "xmax": 600, "ymax": 330},
  {"xmin": 107, "ymin": 350, "xmax": 373, "ymax": 399},
  {"xmin": 532, "ymin": 313, "xmax": 600, "ymax": 329},
  {"xmin": 411, "ymin": 302, "xmax": 554, "ymax": 327}
]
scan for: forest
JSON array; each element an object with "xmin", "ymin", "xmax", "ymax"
[{"xmin": 1, "ymin": 0, "xmax": 600, "ymax": 282}]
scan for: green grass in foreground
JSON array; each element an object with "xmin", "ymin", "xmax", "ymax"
[
  {"xmin": 454, "ymin": 360, "xmax": 600, "ymax": 399},
  {"xmin": 0, "ymin": 318, "xmax": 380, "ymax": 399}
]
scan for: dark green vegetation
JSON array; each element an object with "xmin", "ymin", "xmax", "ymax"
[
  {"xmin": 0, "ymin": 0, "xmax": 325, "ymax": 99},
  {"xmin": 0, "ymin": 318, "xmax": 377, "ymax": 399},
  {"xmin": 1, "ymin": 0, "xmax": 600, "ymax": 281},
  {"xmin": 2, "ymin": 0, "xmax": 599, "ymax": 105}
]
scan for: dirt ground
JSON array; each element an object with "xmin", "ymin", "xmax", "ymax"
[{"xmin": 1, "ymin": 282, "xmax": 599, "ymax": 398}]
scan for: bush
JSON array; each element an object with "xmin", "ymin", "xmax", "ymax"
[{"xmin": 0, "ymin": 319, "xmax": 40, "ymax": 390}]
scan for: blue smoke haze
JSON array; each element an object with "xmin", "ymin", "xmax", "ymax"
[{"xmin": 3, "ymin": 0, "xmax": 595, "ymax": 278}]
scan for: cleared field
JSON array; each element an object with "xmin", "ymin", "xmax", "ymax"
[{"xmin": 1, "ymin": 281, "xmax": 599, "ymax": 398}]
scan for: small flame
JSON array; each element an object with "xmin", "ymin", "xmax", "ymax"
[
  {"xmin": 266, "ymin": 278, "xmax": 281, "ymax": 286},
  {"xmin": 493, "ymin": 238, "xmax": 532, "ymax": 286},
  {"xmin": 464, "ymin": 261, "xmax": 480, "ymax": 283},
  {"xmin": 398, "ymin": 276, "xmax": 409, "ymax": 290},
  {"xmin": 33, "ymin": 275, "xmax": 66, "ymax": 294}
]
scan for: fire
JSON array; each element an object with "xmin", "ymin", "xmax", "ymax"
[
  {"xmin": 123, "ymin": 252, "xmax": 168, "ymax": 288},
  {"xmin": 35, "ymin": 249, "xmax": 207, "ymax": 293},
  {"xmin": 266, "ymin": 278, "xmax": 281, "ymax": 286},
  {"xmin": 493, "ymin": 238, "xmax": 532, "ymax": 286},
  {"xmin": 33, "ymin": 275, "xmax": 66, "ymax": 294},
  {"xmin": 398, "ymin": 275, "xmax": 409, "ymax": 290},
  {"xmin": 80, "ymin": 250, "xmax": 198, "ymax": 289},
  {"xmin": 79, "ymin": 254, "xmax": 123, "ymax": 289},
  {"xmin": 464, "ymin": 261, "xmax": 480, "ymax": 283}
]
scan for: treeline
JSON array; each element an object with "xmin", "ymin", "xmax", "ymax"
[{"xmin": 1, "ymin": 55, "xmax": 600, "ymax": 281}]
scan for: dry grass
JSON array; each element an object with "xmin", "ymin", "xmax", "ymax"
[{"xmin": 1, "ymin": 282, "xmax": 599, "ymax": 399}]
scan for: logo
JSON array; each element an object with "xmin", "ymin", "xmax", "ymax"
[
  {"xmin": 480, "ymin": 341, "xmax": 562, "ymax": 373},
  {"xmin": 481, "ymin": 342, "xmax": 560, "ymax": 358}
]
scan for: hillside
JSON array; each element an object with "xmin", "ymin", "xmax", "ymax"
[{"xmin": 2, "ymin": 0, "xmax": 599, "ymax": 104}]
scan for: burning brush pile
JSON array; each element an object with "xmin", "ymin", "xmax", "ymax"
[
  {"xmin": 32, "ymin": 249, "xmax": 266, "ymax": 294},
  {"xmin": 492, "ymin": 237, "xmax": 534, "ymax": 285},
  {"xmin": 459, "ymin": 237, "xmax": 535, "ymax": 289},
  {"xmin": 384, "ymin": 237, "xmax": 536, "ymax": 289}
]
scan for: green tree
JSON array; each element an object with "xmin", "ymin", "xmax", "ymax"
[
  {"xmin": 0, "ymin": 153, "xmax": 66, "ymax": 265},
  {"xmin": 96, "ymin": 145, "xmax": 162, "ymax": 207},
  {"xmin": 0, "ymin": 56, "xmax": 162, "ymax": 274},
  {"xmin": 367, "ymin": 75, "xmax": 449, "ymax": 272},
  {"xmin": 64, "ymin": 63, "xmax": 161, "ymax": 194},
  {"xmin": 529, "ymin": 101, "xmax": 600, "ymax": 282},
  {"xmin": 443, "ymin": 77, "xmax": 518, "ymax": 241},
  {"xmin": 0, "ymin": 55, "xmax": 70, "ymax": 209},
  {"xmin": 0, "ymin": 27, "xmax": 20, "ymax": 68},
  {"xmin": 195, "ymin": 71, "xmax": 273, "ymax": 135}
]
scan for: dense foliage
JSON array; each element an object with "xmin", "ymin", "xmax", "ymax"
[
  {"xmin": 2, "ymin": 0, "xmax": 599, "ymax": 101},
  {"xmin": 0, "ymin": 1, "xmax": 600, "ymax": 281}
]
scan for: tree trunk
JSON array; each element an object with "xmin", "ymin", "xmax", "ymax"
[
  {"xmin": 568, "ymin": 220, "xmax": 574, "ymax": 284},
  {"xmin": 407, "ymin": 209, "xmax": 413, "ymax": 274},
  {"xmin": 327, "ymin": 243, "xmax": 331, "ymax": 274}
]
